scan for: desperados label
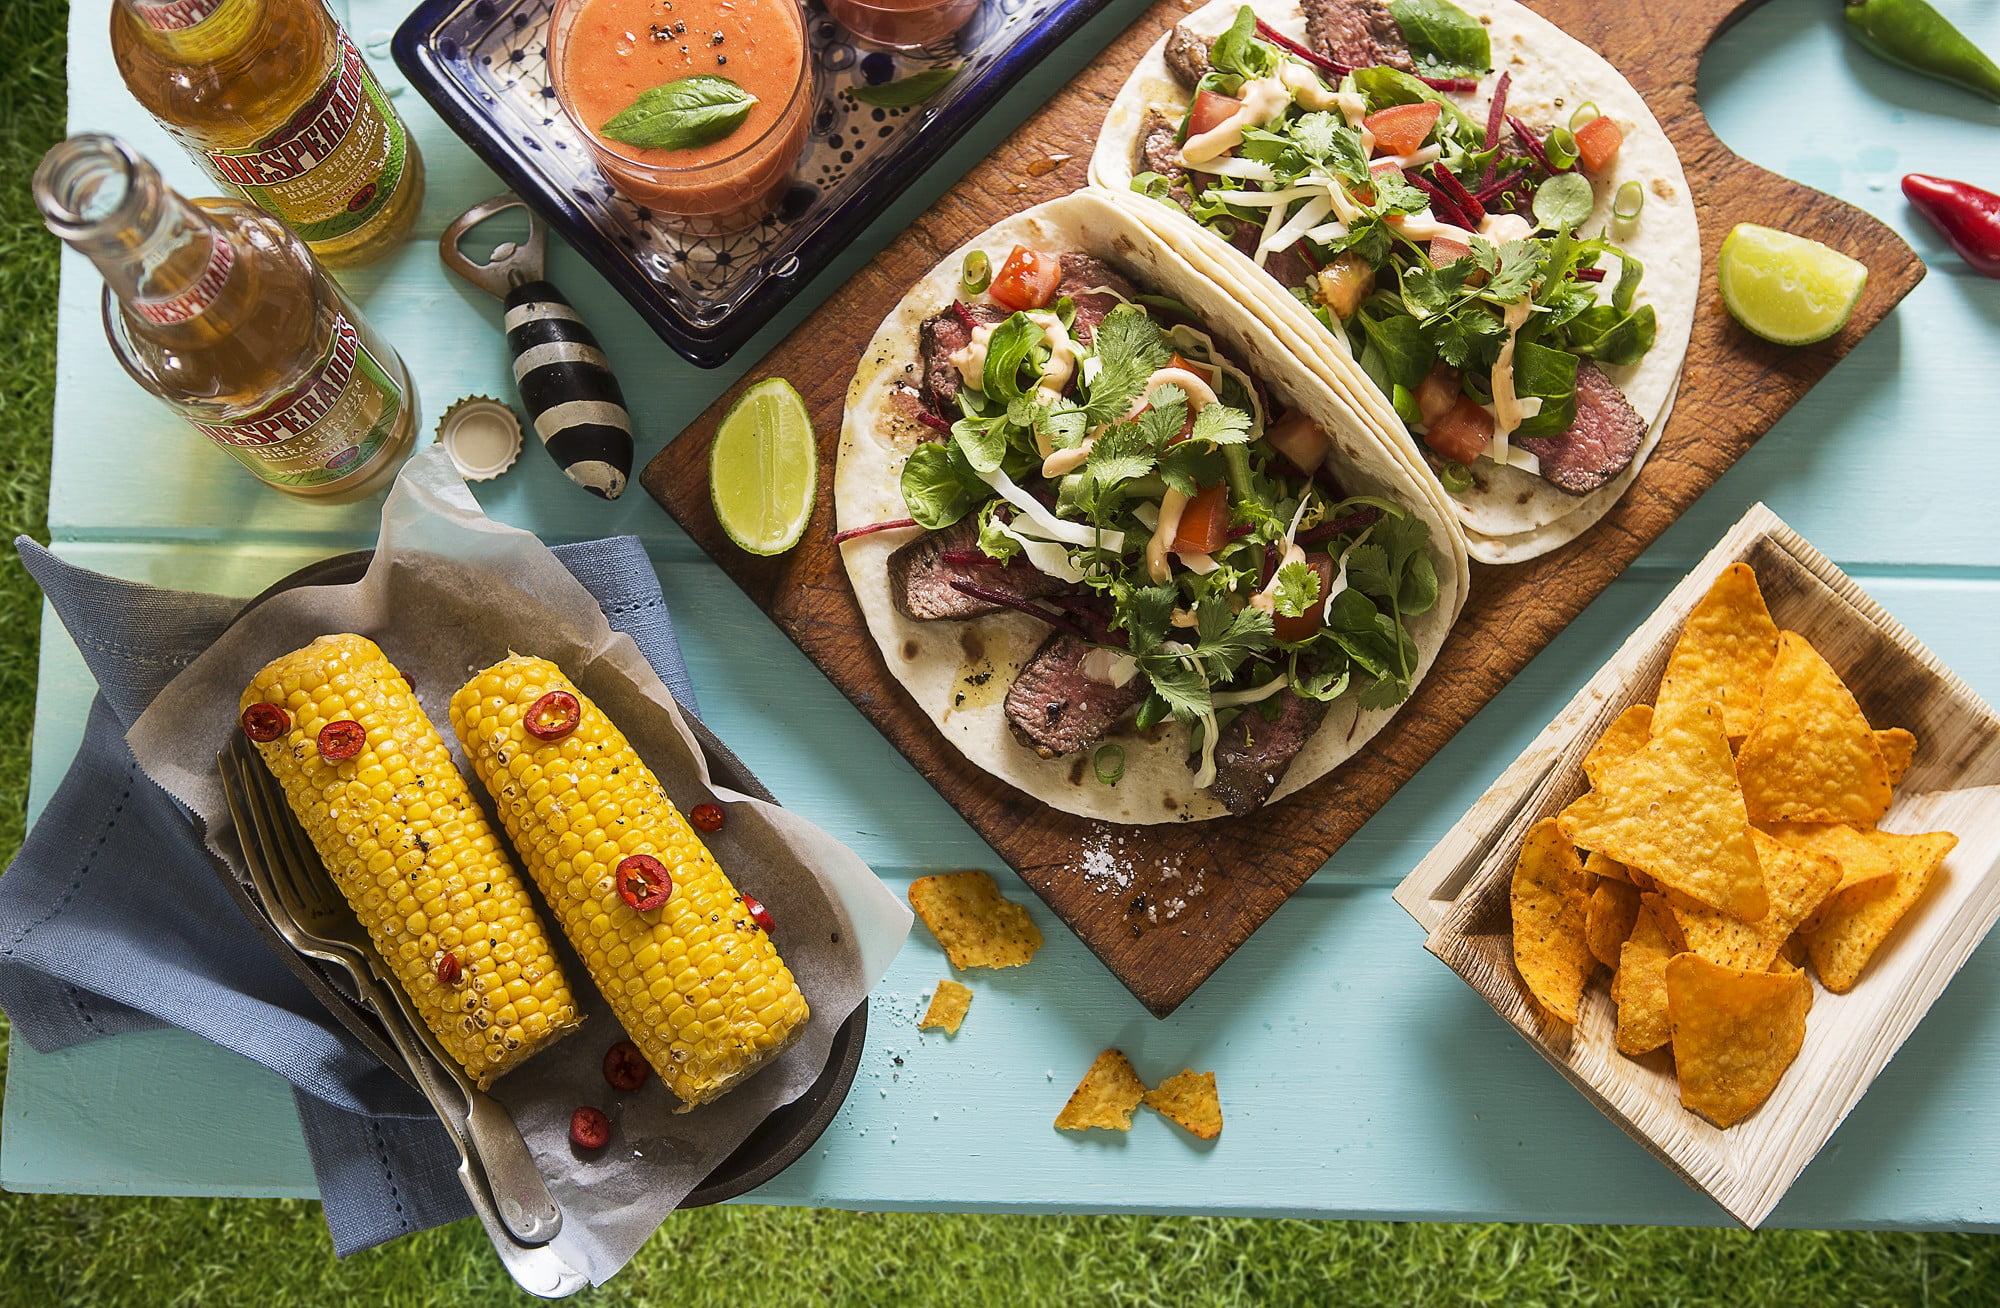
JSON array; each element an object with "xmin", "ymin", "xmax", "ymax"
[{"xmin": 129, "ymin": 0, "xmax": 256, "ymax": 61}]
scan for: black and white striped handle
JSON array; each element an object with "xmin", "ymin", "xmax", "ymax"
[{"xmin": 502, "ymin": 280, "xmax": 634, "ymax": 500}]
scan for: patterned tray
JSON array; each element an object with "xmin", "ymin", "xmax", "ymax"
[{"xmin": 393, "ymin": 0, "xmax": 1114, "ymax": 367}]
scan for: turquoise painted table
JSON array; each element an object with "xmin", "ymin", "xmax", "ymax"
[{"xmin": 14, "ymin": 0, "xmax": 2000, "ymax": 1229}]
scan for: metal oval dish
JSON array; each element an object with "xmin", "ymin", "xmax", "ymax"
[{"xmin": 223, "ymin": 550, "xmax": 866, "ymax": 1210}]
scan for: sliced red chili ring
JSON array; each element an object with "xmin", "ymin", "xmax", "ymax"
[
  {"xmin": 317, "ymin": 719, "xmax": 366, "ymax": 760},
  {"xmin": 742, "ymin": 892, "xmax": 775, "ymax": 933},
  {"xmin": 616, "ymin": 854, "xmax": 672, "ymax": 911},
  {"xmin": 569, "ymin": 1105, "xmax": 610, "ymax": 1151},
  {"xmin": 435, "ymin": 952, "xmax": 462, "ymax": 986},
  {"xmin": 689, "ymin": 803, "xmax": 725, "ymax": 833},
  {"xmin": 524, "ymin": 689, "xmax": 581, "ymax": 740},
  {"xmin": 240, "ymin": 701, "xmax": 291, "ymax": 742},
  {"xmin": 602, "ymin": 1040, "xmax": 649, "ymax": 1092}
]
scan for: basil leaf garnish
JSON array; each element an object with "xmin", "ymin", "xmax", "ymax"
[
  {"xmin": 600, "ymin": 75, "xmax": 756, "ymax": 151},
  {"xmin": 848, "ymin": 66, "xmax": 961, "ymax": 109}
]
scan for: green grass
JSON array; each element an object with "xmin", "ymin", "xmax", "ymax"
[{"xmin": 1, "ymin": 5, "xmax": 1996, "ymax": 1305}]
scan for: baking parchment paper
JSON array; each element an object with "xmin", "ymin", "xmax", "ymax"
[{"xmin": 129, "ymin": 447, "xmax": 911, "ymax": 1283}]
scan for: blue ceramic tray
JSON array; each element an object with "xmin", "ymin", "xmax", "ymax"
[{"xmin": 394, "ymin": 0, "xmax": 1116, "ymax": 368}]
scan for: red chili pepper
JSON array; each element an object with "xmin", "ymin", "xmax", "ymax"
[
  {"xmin": 317, "ymin": 720, "xmax": 365, "ymax": 760},
  {"xmin": 617, "ymin": 854, "xmax": 673, "ymax": 911},
  {"xmin": 435, "ymin": 952, "xmax": 462, "ymax": 987},
  {"xmin": 240, "ymin": 702, "xmax": 290, "ymax": 742},
  {"xmin": 523, "ymin": 689, "xmax": 581, "ymax": 740},
  {"xmin": 602, "ymin": 1040, "xmax": 649, "ymax": 1092},
  {"xmin": 689, "ymin": 803, "xmax": 725, "ymax": 833},
  {"xmin": 569, "ymin": 1106, "xmax": 610, "ymax": 1151},
  {"xmin": 1903, "ymin": 174, "xmax": 2000, "ymax": 277},
  {"xmin": 741, "ymin": 893, "xmax": 775, "ymax": 933}
]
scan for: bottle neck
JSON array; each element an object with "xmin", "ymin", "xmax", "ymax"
[
  {"xmin": 114, "ymin": 0, "xmax": 264, "ymax": 64},
  {"xmin": 35, "ymin": 134, "xmax": 237, "ymax": 328}
]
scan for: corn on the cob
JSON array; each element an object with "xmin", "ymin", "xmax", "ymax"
[
  {"xmin": 449, "ymin": 655, "xmax": 809, "ymax": 1108},
  {"xmin": 240, "ymin": 635, "xmax": 582, "ymax": 1088}
]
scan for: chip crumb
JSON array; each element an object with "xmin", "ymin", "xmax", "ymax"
[
  {"xmin": 919, "ymin": 979, "xmax": 972, "ymax": 1034},
  {"xmin": 1143, "ymin": 1069, "xmax": 1222, "ymax": 1139},
  {"xmin": 909, "ymin": 870, "xmax": 1044, "ymax": 970},
  {"xmin": 1055, "ymin": 1050, "xmax": 1147, "ymax": 1131}
]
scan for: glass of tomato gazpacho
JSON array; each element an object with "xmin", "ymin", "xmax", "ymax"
[
  {"xmin": 551, "ymin": 0, "xmax": 813, "ymax": 235},
  {"xmin": 824, "ymin": 0, "xmax": 980, "ymax": 50}
]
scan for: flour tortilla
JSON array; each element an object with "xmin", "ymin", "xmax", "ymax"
[
  {"xmin": 1087, "ymin": 0, "xmax": 1699, "ymax": 565},
  {"xmin": 834, "ymin": 191, "xmax": 1468, "ymax": 824}
]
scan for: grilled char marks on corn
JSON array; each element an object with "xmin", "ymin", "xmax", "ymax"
[
  {"xmin": 1164, "ymin": 24, "xmax": 1214, "ymax": 91},
  {"xmin": 1004, "ymin": 633, "xmax": 1148, "ymax": 758},
  {"xmin": 888, "ymin": 519, "xmax": 1071, "ymax": 621},
  {"xmin": 1303, "ymin": 0, "xmax": 1413, "ymax": 70},
  {"xmin": 1205, "ymin": 692, "xmax": 1331, "ymax": 816},
  {"xmin": 1515, "ymin": 362, "xmax": 1648, "ymax": 494}
]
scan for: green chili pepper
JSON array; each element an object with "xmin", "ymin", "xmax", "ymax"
[
  {"xmin": 1844, "ymin": 0, "xmax": 2000, "ymax": 103},
  {"xmin": 960, "ymin": 249, "xmax": 992, "ymax": 294}
]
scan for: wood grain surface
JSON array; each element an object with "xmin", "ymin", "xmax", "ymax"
[{"xmin": 641, "ymin": 0, "xmax": 1924, "ymax": 1016}]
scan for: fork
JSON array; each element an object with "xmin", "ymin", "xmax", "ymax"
[{"xmin": 220, "ymin": 743, "xmax": 583, "ymax": 1293}]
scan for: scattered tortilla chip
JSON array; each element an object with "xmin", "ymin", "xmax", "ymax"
[
  {"xmin": 1612, "ymin": 901, "xmax": 1676, "ymax": 1056},
  {"xmin": 1559, "ymin": 705, "xmax": 1769, "ymax": 921},
  {"xmin": 1586, "ymin": 849, "xmax": 1654, "ymax": 892},
  {"xmin": 1667, "ymin": 830, "xmax": 1842, "ymax": 972},
  {"xmin": 1805, "ymin": 830, "xmax": 1959, "ymax": 993},
  {"xmin": 1653, "ymin": 562, "xmax": 1780, "ymax": 740},
  {"xmin": 1665, "ymin": 953, "xmax": 1812, "ymax": 1128},
  {"xmin": 1876, "ymin": 727, "xmax": 1916, "ymax": 787},
  {"xmin": 1054, "ymin": 1050, "xmax": 1147, "ymax": 1131},
  {"xmin": 1736, "ymin": 632, "xmax": 1891, "ymax": 826},
  {"xmin": 919, "ymin": 979, "xmax": 972, "ymax": 1034},
  {"xmin": 1641, "ymin": 891, "xmax": 1690, "ymax": 954},
  {"xmin": 1586, "ymin": 878, "xmax": 1644, "ymax": 970},
  {"xmin": 1510, "ymin": 818, "xmax": 1596, "ymax": 1024},
  {"xmin": 1143, "ymin": 1070, "xmax": 1222, "ymax": 1140},
  {"xmin": 909, "ymin": 871, "xmax": 1043, "ymax": 969},
  {"xmin": 1763, "ymin": 822, "xmax": 1901, "ymax": 933},
  {"xmin": 1583, "ymin": 704, "xmax": 1655, "ymax": 789}
]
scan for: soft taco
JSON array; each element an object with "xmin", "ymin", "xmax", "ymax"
[
  {"xmin": 1088, "ymin": 0, "xmax": 1699, "ymax": 564},
  {"xmin": 834, "ymin": 191, "xmax": 1469, "ymax": 824}
]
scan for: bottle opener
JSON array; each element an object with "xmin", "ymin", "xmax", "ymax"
[{"xmin": 441, "ymin": 194, "xmax": 634, "ymax": 500}]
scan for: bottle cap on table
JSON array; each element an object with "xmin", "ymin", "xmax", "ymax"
[{"xmin": 436, "ymin": 396, "xmax": 524, "ymax": 481}]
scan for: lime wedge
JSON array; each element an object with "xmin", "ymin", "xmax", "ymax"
[
  {"xmin": 1718, "ymin": 224, "xmax": 1869, "ymax": 346},
  {"xmin": 710, "ymin": 378, "xmax": 817, "ymax": 555}
]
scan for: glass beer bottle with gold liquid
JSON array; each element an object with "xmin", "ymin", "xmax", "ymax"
[
  {"xmin": 36, "ymin": 135, "xmax": 417, "ymax": 500},
  {"xmin": 110, "ymin": 0, "xmax": 423, "ymax": 267}
]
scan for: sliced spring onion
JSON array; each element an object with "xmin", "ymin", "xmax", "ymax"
[
  {"xmin": 1614, "ymin": 179, "xmax": 1646, "ymax": 222},
  {"xmin": 1439, "ymin": 461, "xmax": 1474, "ymax": 493},
  {"xmin": 1569, "ymin": 101, "xmax": 1600, "ymax": 131},
  {"xmin": 1544, "ymin": 126, "xmax": 1580, "ymax": 172},
  {"xmin": 960, "ymin": 249, "xmax": 990, "ymax": 294},
  {"xmin": 1092, "ymin": 743, "xmax": 1126, "ymax": 786}
]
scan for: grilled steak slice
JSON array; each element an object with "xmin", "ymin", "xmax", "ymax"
[
  {"xmin": 919, "ymin": 301, "xmax": 1006, "ymax": 417},
  {"xmin": 1164, "ymin": 24, "xmax": 1213, "ymax": 89},
  {"xmin": 1224, "ymin": 218, "xmax": 1315, "ymax": 297},
  {"xmin": 1006, "ymin": 633, "xmax": 1148, "ymax": 758},
  {"xmin": 888, "ymin": 519, "xmax": 1070, "ymax": 622},
  {"xmin": 1516, "ymin": 362, "xmax": 1648, "ymax": 495},
  {"xmin": 1139, "ymin": 108, "xmax": 1194, "ymax": 207},
  {"xmin": 1205, "ymin": 691, "xmax": 1330, "ymax": 815},
  {"xmin": 1302, "ymin": 0, "xmax": 1412, "ymax": 71},
  {"xmin": 1058, "ymin": 253, "xmax": 1138, "ymax": 343}
]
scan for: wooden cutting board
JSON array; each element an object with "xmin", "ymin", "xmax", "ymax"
[{"xmin": 642, "ymin": 0, "xmax": 1923, "ymax": 1016}]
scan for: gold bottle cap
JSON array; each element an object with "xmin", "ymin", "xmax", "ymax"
[{"xmin": 436, "ymin": 396, "xmax": 523, "ymax": 482}]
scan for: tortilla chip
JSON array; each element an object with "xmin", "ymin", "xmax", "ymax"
[
  {"xmin": 1612, "ymin": 901, "xmax": 1676, "ymax": 1056},
  {"xmin": 1805, "ymin": 830, "xmax": 1958, "ymax": 993},
  {"xmin": 1666, "ymin": 829, "xmax": 1843, "ymax": 971},
  {"xmin": 1586, "ymin": 878, "xmax": 1644, "ymax": 970},
  {"xmin": 1143, "ymin": 1070, "xmax": 1222, "ymax": 1140},
  {"xmin": 1559, "ymin": 705, "xmax": 1769, "ymax": 921},
  {"xmin": 1583, "ymin": 704, "xmax": 1655, "ymax": 789},
  {"xmin": 919, "ymin": 979, "xmax": 972, "ymax": 1034},
  {"xmin": 1665, "ymin": 953, "xmax": 1812, "ymax": 1128},
  {"xmin": 909, "ymin": 871, "xmax": 1044, "ymax": 969},
  {"xmin": 1780, "ymin": 931, "xmax": 1809, "ymax": 968},
  {"xmin": 1054, "ymin": 1050, "xmax": 1147, "ymax": 1131},
  {"xmin": 1510, "ymin": 818, "xmax": 1595, "ymax": 1024},
  {"xmin": 1736, "ymin": 632, "xmax": 1892, "ymax": 826},
  {"xmin": 1654, "ymin": 563, "xmax": 1780, "ymax": 740},
  {"xmin": 1586, "ymin": 849, "xmax": 1655, "ymax": 892},
  {"xmin": 1762, "ymin": 822, "xmax": 1901, "ymax": 932},
  {"xmin": 1641, "ymin": 892, "xmax": 1690, "ymax": 954},
  {"xmin": 1876, "ymin": 727, "xmax": 1916, "ymax": 787}
]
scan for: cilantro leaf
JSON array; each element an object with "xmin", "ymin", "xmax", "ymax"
[
  {"xmin": 1140, "ymin": 654, "xmax": 1211, "ymax": 722},
  {"xmin": 1084, "ymin": 306, "xmax": 1170, "ymax": 427},
  {"xmin": 1117, "ymin": 584, "xmax": 1178, "ymax": 656},
  {"xmin": 1085, "ymin": 420, "xmax": 1157, "ymax": 485},
  {"xmin": 1274, "ymin": 559, "xmax": 1322, "ymax": 619},
  {"xmin": 1193, "ymin": 596, "xmax": 1274, "ymax": 680},
  {"xmin": 1190, "ymin": 402, "xmax": 1254, "ymax": 446}
]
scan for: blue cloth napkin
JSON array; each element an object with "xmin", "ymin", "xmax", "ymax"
[{"xmin": 0, "ymin": 535, "xmax": 698, "ymax": 1255}]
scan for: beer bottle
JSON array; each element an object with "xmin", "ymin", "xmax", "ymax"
[
  {"xmin": 110, "ymin": 0, "xmax": 424, "ymax": 268},
  {"xmin": 35, "ymin": 134, "xmax": 418, "ymax": 501}
]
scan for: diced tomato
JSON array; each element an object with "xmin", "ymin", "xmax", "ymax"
[
  {"xmin": 989, "ymin": 245, "xmax": 1062, "ymax": 311},
  {"xmin": 1424, "ymin": 396, "xmax": 1496, "ymax": 464},
  {"xmin": 1363, "ymin": 102, "xmax": 1440, "ymax": 158},
  {"xmin": 1415, "ymin": 365, "xmax": 1461, "ymax": 426},
  {"xmin": 1171, "ymin": 483, "xmax": 1232, "ymax": 555},
  {"xmin": 1575, "ymin": 115, "xmax": 1624, "ymax": 174},
  {"xmin": 1187, "ymin": 89, "xmax": 1243, "ymax": 139},
  {"xmin": 1264, "ymin": 411, "xmax": 1332, "ymax": 475},
  {"xmin": 1166, "ymin": 353, "xmax": 1215, "ymax": 384},
  {"xmin": 1272, "ymin": 554, "xmax": 1336, "ymax": 643},
  {"xmin": 1353, "ymin": 161, "xmax": 1404, "ymax": 206},
  {"xmin": 1427, "ymin": 235, "xmax": 1472, "ymax": 269}
]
